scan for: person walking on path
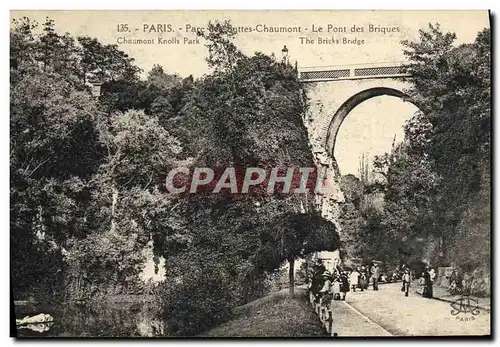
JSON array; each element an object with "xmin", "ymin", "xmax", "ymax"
[
  {"xmin": 370, "ymin": 262, "xmax": 380, "ymax": 291},
  {"xmin": 422, "ymin": 266, "xmax": 433, "ymax": 298},
  {"xmin": 331, "ymin": 270, "xmax": 342, "ymax": 300},
  {"xmin": 350, "ymin": 268, "xmax": 360, "ymax": 292},
  {"xmin": 402, "ymin": 268, "xmax": 411, "ymax": 297},
  {"xmin": 339, "ymin": 271, "xmax": 350, "ymax": 300},
  {"xmin": 429, "ymin": 268, "xmax": 436, "ymax": 283},
  {"xmin": 358, "ymin": 266, "xmax": 368, "ymax": 291}
]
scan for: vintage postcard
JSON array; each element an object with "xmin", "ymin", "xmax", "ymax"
[{"xmin": 10, "ymin": 10, "xmax": 491, "ymax": 337}]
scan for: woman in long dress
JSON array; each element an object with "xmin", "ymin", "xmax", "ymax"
[
  {"xmin": 422, "ymin": 268, "xmax": 433, "ymax": 298},
  {"xmin": 339, "ymin": 271, "xmax": 350, "ymax": 300},
  {"xmin": 358, "ymin": 266, "xmax": 368, "ymax": 291}
]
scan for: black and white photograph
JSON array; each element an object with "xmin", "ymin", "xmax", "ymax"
[{"xmin": 9, "ymin": 9, "xmax": 491, "ymax": 338}]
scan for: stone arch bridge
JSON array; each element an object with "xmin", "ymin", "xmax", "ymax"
[
  {"xmin": 298, "ymin": 62, "xmax": 412, "ymax": 267},
  {"xmin": 300, "ymin": 62, "xmax": 411, "ymax": 164}
]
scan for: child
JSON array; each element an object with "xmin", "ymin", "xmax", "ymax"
[{"xmin": 349, "ymin": 268, "xmax": 360, "ymax": 292}]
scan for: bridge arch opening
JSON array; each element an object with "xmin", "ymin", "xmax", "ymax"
[
  {"xmin": 326, "ymin": 87, "xmax": 420, "ymax": 176},
  {"xmin": 325, "ymin": 87, "xmax": 416, "ymax": 158}
]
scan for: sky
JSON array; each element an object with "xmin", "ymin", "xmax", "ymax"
[
  {"xmin": 334, "ymin": 96, "xmax": 420, "ymax": 176},
  {"xmin": 11, "ymin": 10, "xmax": 489, "ymax": 77}
]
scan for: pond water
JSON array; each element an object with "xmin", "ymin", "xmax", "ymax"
[{"xmin": 14, "ymin": 301, "xmax": 169, "ymax": 337}]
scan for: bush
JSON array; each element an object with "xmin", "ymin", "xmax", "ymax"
[
  {"xmin": 235, "ymin": 268, "xmax": 275, "ymax": 305},
  {"xmin": 446, "ymin": 184, "xmax": 490, "ymax": 297},
  {"xmin": 163, "ymin": 266, "xmax": 237, "ymax": 336}
]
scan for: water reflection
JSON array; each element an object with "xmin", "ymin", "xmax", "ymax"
[
  {"xmin": 18, "ymin": 322, "xmax": 54, "ymax": 333},
  {"xmin": 15, "ymin": 301, "xmax": 167, "ymax": 337}
]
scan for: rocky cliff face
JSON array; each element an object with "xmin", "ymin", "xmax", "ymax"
[
  {"xmin": 302, "ymin": 99, "xmax": 344, "ymax": 226},
  {"xmin": 302, "ymin": 95, "xmax": 344, "ymax": 266}
]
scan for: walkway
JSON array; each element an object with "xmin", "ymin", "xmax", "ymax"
[{"xmin": 332, "ymin": 282, "xmax": 490, "ymax": 336}]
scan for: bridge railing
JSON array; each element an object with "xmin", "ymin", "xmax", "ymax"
[{"xmin": 298, "ymin": 61, "xmax": 410, "ymax": 82}]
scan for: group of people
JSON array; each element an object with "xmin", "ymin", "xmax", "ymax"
[
  {"xmin": 447, "ymin": 268, "xmax": 464, "ymax": 295},
  {"xmin": 308, "ymin": 260, "xmax": 383, "ymax": 304},
  {"xmin": 420, "ymin": 266, "xmax": 437, "ymax": 298},
  {"xmin": 309, "ymin": 260, "xmax": 349, "ymax": 302},
  {"xmin": 309, "ymin": 260, "xmax": 439, "ymax": 300},
  {"xmin": 348, "ymin": 263, "xmax": 381, "ymax": 292}
]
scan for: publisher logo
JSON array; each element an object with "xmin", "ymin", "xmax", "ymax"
[{"xmin": 450, "ymin": 296, "xmax": 480, "ymax": 321}]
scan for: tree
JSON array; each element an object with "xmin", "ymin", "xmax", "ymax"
[
  {"xmin": 10, "ymin": 66, "xmax": 102, "ymax": 298},
  {"xmin": 198, "ymin": 20, "xmax": 244, "ymax": 74},
  {"xmin": 154, "ymin": 21, "xmax": 334, "ymax": 333},
  {"xmin": 63, "ymin": 109, "xmax": 181, "ymax": 296},
  {"xmin": 349, "ymin": 25, "xmax": 491, "ymax": 274},
  {"xmin": 340, "ymin": 25, "xmax": 492, "ymax": 283},
  {"xmin": 147, "ymin": 64, "xmax": 182, "ymax": 91},
  {"xmin": 10, "ymin": 16, "xmax": 182, "ymax": 298},
  {"xmin": 400, "ymin": 24, "xmax": 490, "ymax": 271},
  {"xmin": 144, "ymin": 64, "xmax": 184, "ymax": 119},
  {"xmin": 11, "ymin": 17, "xmax": 82, "ymax": 88},
  {"xmin": 401, "ymin": 24, "xmax": 490, "ymax": 219},
  {"xmin": 255, "ymin": 212, "xmax": 339, "ymax": 295},
  {"xmin": 77, "ymin": 36, "xmax": 142, "ymax": 83}
]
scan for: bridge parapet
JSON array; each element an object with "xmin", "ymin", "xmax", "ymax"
[{"xmin": 298, "ymin": 61, "xmax": 410, "ymax": 82}]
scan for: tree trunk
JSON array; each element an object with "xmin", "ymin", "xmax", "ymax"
[
  {"xmin": 110, "ymin": 185, "xmax": 118, "ymax": 233},
  {"xmin": 288, "ymin": 255, "xmax": 295, "ymax": 296}
]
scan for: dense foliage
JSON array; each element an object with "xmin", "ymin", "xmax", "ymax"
[
  {"xmin": 338, "ymin": 25, "xmax": 490, "ymax": 294},
  {"xmin": 10, "ymin": 17, "xmax": 339, "ymax": 335},
  {"xmin": 158, "ymin": 22, "xmax": 339, "ymax": 334}
]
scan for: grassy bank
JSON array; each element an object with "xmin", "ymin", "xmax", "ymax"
[{"xmin": 201, "ymin": 287, "xmax": 326, "ymax": 337}]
